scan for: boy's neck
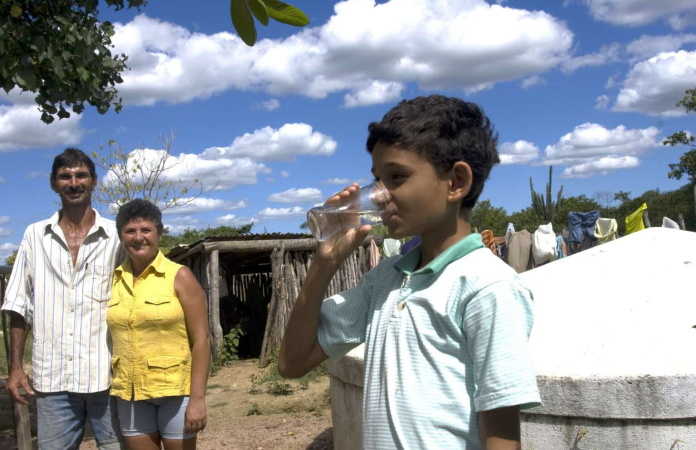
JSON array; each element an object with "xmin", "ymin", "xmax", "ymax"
[{"xmin": 416, "ymin": 219, "xmax": 472, "ymax": 270}]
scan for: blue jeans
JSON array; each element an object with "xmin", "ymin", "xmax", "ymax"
[{"xmin": 35, "ymin": 390, "xmax": 125, "ymax": 450}]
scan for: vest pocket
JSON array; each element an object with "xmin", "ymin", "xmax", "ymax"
[
  {"xmin": 143, "ymin": 356, "xmax": 185, "ymax": 392},
  {"xmin": 143, "ymin": 296, "xmax": 173, "ymax": 321}
]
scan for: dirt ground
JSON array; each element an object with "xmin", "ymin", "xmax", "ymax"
[{"xmin": 0, "ymin": 359, "xmax": 334, "ymax": 450}]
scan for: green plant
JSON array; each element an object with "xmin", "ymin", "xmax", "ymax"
[
  {"xmin": 249, "ymin": 373, "xmax": 263, "ymax": 394},
  {"xmin": 220, "ymin": 326, "xmax": 244, "ymax": 366},
  {"xmin": 210, "ymin": 402, "xmax": 228, "ymax": 408},
  {"xmin": 247, "ymin": 402, "xmax": 262, "ymax": 416},
  {"xmin": 266, "ymin": 380, "xmax": 293, "ymax": 396},
  {"xmin": 530, "ymin": 166, "xmax": 564, "ymax": 223}
]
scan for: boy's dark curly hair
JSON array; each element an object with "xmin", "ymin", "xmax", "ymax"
[
  {"xmin": 116, "ymin": 199, "xmax": 164, "ymax": 238},
  {"xmin": 366, "ymin": 95, "xmax": 500, "ymax": 209}
]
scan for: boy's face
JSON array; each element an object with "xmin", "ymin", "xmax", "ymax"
[{"xmin": 371, "ymin": 141, "xmax": 454, "ymax": 240}]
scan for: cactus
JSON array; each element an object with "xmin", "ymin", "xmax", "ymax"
[{"xmin": 530, "ymin": 166, "xmax": 564, "ymax": 222}]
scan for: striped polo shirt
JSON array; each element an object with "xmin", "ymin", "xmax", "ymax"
[
  {"xmin": 318, "ymin": 233, "xmax": 540, "ymax": 449},
  {"xmin": 2, "ymin": 210, "xmax": 126, "ymax": 393}
]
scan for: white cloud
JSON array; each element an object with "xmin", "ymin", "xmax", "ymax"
[
  {"xmin": 562, "ymin": 43, "xmax": 621, "ymax": 74},
  {"xmin": 595, "ymin": 95, "xmax": 610, "ymax": 110},
  {"xmin": 0, "ymin": 228, "xmax": 11, "ymax": 237},
  {"xmin": 268, "ymin": 188, "xmax": 323, "ymax": 204},
  {"xmin": 111, "ymin": 3, "xmax": 574, "ymax": 107},
  {"xmin": 582, "ymin": 0, "xmax": 696, "ymax": 29},
  {"xmin": 260, "ymin": 98, "xmax": 280, "ymax": 111},
  {"xmin": 0, "ymin": 216, "xmax": 9, "ymax": 225},
  {"xmin": 343, "ymin": 81, "xmax": 404, "ymax": 108},
  {"xmin": 543, "ymin": 123, "xmax": 661, "ymax": 177},
  {"xmin": 161, "ymin": 198, "xmax": 247, "ymax": 215},
  {"xmin": 520, "ymin": 75, "xmax": 547, "ymax": 90},
  {"xmin": 26, "ymin": 171, "xmax": 49, "ymax": 179},
  {"xmin": 613, "ymin": 51, "xmax": 696, "ymax": 116},
  {"xmin": 625, "ymin": 34, "xmax": 696, "ymax": 62},
  {"xmin": 324, "ymin": 177, "xmax": 369, "ymax": 185},
  {"xmin": 280, "ymin": 171, "xmax": 290, "ymax": 178},
  {"xmin": 214, "ymin": 214, "xmax": 257, "ymax": 226},
  {"xmin": 605, "ymin": 74, "xmax": 617, "ymax": 88},
  {"xmin": 0, "ymin": 242, "xmax": 19, "ymax": 263},
  {"xmin": 561, "ymin": 156, "xmax": 641, "ymax": 179},
  {"xmin": 202, "ymin": 123, "xmax": 337, "ymax": 162},
  {"xmin": 257, "ymin": 206, "xmax": 306, "ymax": 219},
  {"xmin": 164, "ymin": 215, "xmax": 199, "ymax": 234},
  {"xmin": 0, "ymin": 105, "xmax": 83, "ymax": 152},
  {"xmin": 498, "ymin": 140, "xmax": 540, "ymax": 165},
  {"xmin": 111, "ymin": 148, "xmax": 271, "ymax": 191},
  {"xmin": 325, "ymin": 178, "xmax": 351, "ymax": 185}
]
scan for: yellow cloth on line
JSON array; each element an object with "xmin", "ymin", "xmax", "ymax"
[
  {"xmin": 625, "ymin": 203, "xmax": 648, "ymax": 235},
  {"xmin": 594, "ymin": 218, "xmax": 618, "ymax": 244}
]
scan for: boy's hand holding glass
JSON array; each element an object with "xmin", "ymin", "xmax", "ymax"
[{"xmin": 308, "ymin": 181, "xmax": 390, "ymax": 266}]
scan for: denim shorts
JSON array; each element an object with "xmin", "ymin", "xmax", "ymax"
[{"xmin": 116, "ymin": 395, "xmax": 195, "ymax": 440}]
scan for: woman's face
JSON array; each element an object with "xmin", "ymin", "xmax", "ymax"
[{"xmin": 120, "ymin": 217, "xmax": 162, "ymax": 263}]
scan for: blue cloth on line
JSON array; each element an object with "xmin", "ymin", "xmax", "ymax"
[
  {"xmin": 400, "ymin": 236, "xmax": 421, "ymax": 255},
  {"xmin": 556, "ymin": 235, "xmax": 566, "ymax": 259},
  {"xmin": 567, "ymin": 210, "xmax": 600, "ymax": 244}
]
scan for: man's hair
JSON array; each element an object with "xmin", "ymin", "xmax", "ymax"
[
  {"xmin": 116, "ymin": 199, "xmax": 165, "ymax": 238},
  {"xmin": 366, "ymin": 95, "xmax": 500, "ymax": 209},
  {"xmin": 51, "ymin": 148, "xmax": 97, "ymax": 181}
]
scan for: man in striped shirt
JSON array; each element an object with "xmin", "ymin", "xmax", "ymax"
[{"xmin": 3, "ymin": 149, "xmax": 127, "ymax": 450}]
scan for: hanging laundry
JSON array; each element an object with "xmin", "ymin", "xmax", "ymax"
[
  {"xmin": 369, "ymin": 239, "xmax": 381, "ymax": 269},
  {"xmin": 532, "ymin": 223, "xmax": 557, "ymax": 265},
  {"xmin": 400, "ymin": 236, "xmax": 421, "ymax": 255},
  {"xmin": 625, "ymin": 203, "xmax": 648, "ymax": 235},
  {"xmin": 383, "ymin": 238, "xmax": 401, "ymax": 257},
  {"xmin": 594, "ymin": 218, "xmax": 618, "ymax": 245},
  {"xmin": 555, "ymin": 235, "xmax": 567, "ymax": 259},
  {"xmin": 567, "ymin": 211, "xmax": 600, "ymax": 244},
  {"xmin": 506, "ymin": 223, "xmax": 515, "ymax": 235},
  {"xmin": 505, "ymin": 230, "xmax": 535, "ymax": 273},
  {"xmin": 662, "ymin": 217, "xmax": 680, "ymax": 229}
]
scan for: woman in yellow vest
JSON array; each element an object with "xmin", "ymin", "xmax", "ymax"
[{"xmin": 108, "ymin": 199, "xmax": 210, "ymax": 450}]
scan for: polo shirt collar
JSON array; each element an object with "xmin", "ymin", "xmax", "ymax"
[{"xmin": 394, "ymin": 233, "xmax": 484, "ymax": 276}]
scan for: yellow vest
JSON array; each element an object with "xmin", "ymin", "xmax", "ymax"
[{"xmin": 107, "ymin": 251, "xmax": 191, "ymax": 401}]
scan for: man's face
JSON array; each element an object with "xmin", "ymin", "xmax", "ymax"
[
  {"xmin": 50, "ymin": 165, "xmax": 96, "ymax": 207},
  {"xmin": 371, "ymin": 142, "xmax": 452, "ymax": 240}
]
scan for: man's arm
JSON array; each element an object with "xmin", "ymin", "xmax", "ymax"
[
  {"xmin": 479, "ymin": 406, "xmax": 521, "ymax": 450},
  {"xmin": 6, "ymin": 312, "xmax": 35, "ymax": 404}
]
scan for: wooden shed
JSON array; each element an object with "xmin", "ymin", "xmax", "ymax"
[{"xmin": 167, "ymin": 233, "xmax": 383, "ymax": 367}]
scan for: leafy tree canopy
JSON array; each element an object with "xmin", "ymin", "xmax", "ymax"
[{"xmin": 1, "ymin": 0, "xmax": 146, "ymax": 124}]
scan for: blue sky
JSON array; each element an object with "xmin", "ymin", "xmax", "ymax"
[{"xmin": 2, "ymin": 0, "xmax": 696, "ymax": 260}]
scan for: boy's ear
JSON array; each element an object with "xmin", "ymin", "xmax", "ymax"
[{"xmin": 448, "ymin": 161, "xmax": 473, "ymax": 203}]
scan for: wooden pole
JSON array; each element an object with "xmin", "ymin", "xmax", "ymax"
[
  {"xmin": 1, "ymin": 268, "xmax": 31, "ymax": 450},
  {"xmin": 209, "ymin": 250, "xmax": 223, "ymax": 363},
  {"xmin": 259, "ymin": 245, "xmax": 285, "ymax": 367},
  {"xmin": 679, "ymin": 213, "xmax": 687, "ymax": 231},
  {"xmin": 642, "ymin": 209, "xmax": 651, "ymax": 228}
]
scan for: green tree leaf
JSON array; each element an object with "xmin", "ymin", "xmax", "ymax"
[
  {"xmin": 249, "ymin": 0, "xmax": 270, "ymax": 26},
  {"xmin": 10, "ymin": 5, "xmax": 22, "ymax": 17},
  {"xmin": 14, "ymin": 68, "xmax": 36, "ymax": 90},
  {"xmin": 264, "ymin": 0, "xmax": 309, "ymax": 27},
  {"xmin": 231, "ymin": 0, "xmax": 257, "ymax": 46}
]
